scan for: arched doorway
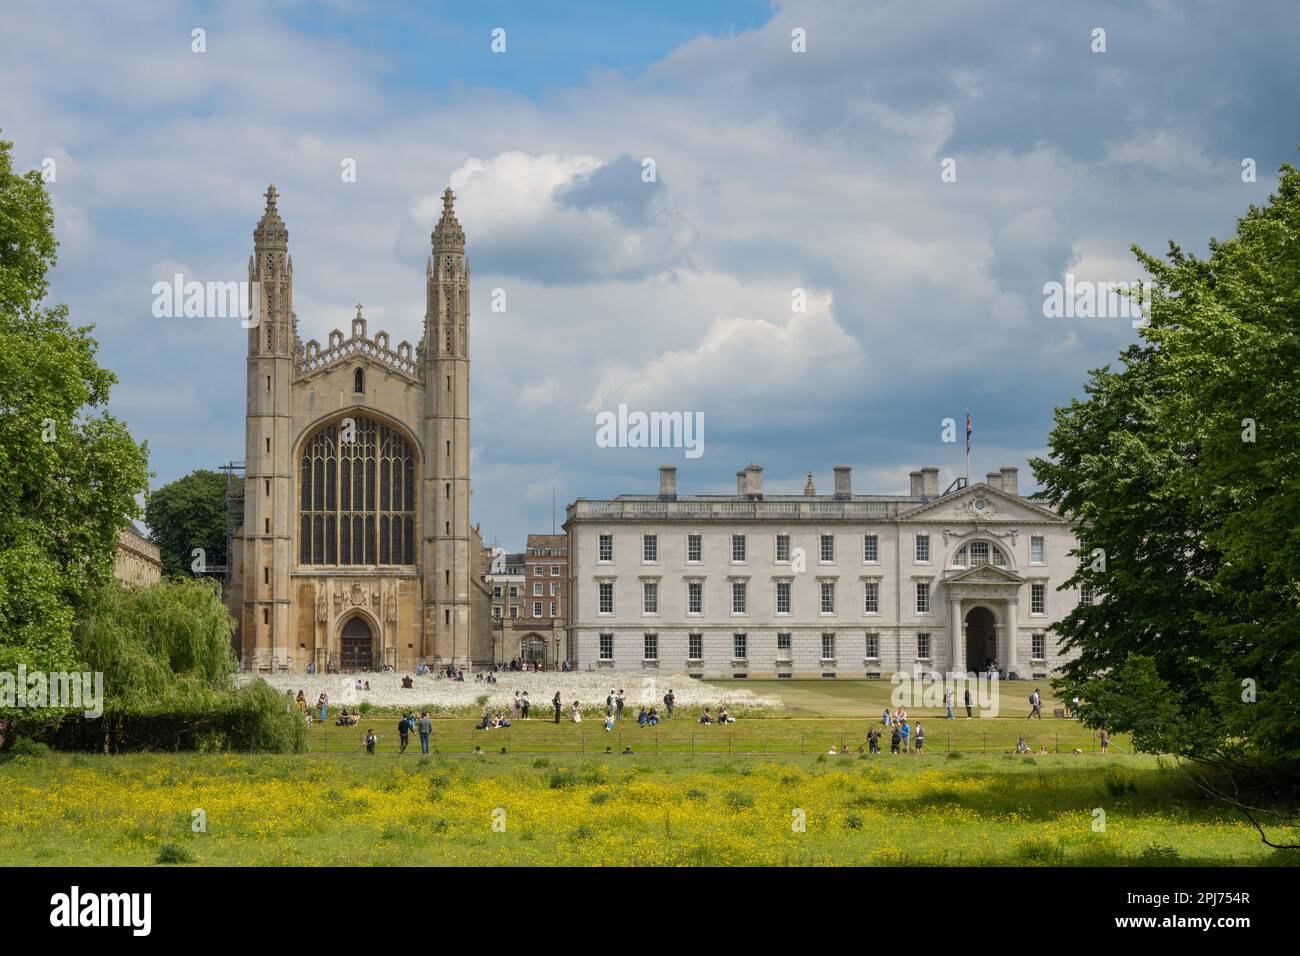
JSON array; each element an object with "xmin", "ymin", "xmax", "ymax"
[
  {"xmin": 965, "ymin": 606, "xmax": 997, "ymax": 672},
  {"xmin": 520, "ymin": 634, "xmax": 547, "ymax": 665},
  {"xmin": 340, "ymin": 616, "xmax": 375, "ymax": 671}
]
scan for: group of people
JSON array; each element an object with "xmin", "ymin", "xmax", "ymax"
[
  {"xmin": 335, "ymin": 708, "xmax": 360, "ymax": 727},
  {"xmin": 366, "ymin": 711, "xmax": 435, "ymax": 755},
  {"xmin": 697, "ymin": 706, "xmax": 734, "ymax": 724},
  {"xmin": 474, "ymin": 691, "xmax": 533, "ymax": 730}
]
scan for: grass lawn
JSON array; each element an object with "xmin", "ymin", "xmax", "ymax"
[
  {"xmin": 1, "ymin": 749, "xmax": 1288, "ymax": 866},
  {"xmin": 704, "ymin": 677, "xmax": 1066, "ymax": 718},
  {"xmin": 303, "ymin": 713, "xmax": 1111, "ymax": 756}
]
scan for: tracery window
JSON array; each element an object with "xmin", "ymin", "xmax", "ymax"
[
  {"xmin": 951, "ymin": 540, "xmax": 1009, "ymax": 568},
  {"xmin": 299, "ymin": 415, "xmax": 416, "ymax": 566}
]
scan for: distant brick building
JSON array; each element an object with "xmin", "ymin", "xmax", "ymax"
[{"xmin": 493, "ymin": 534, "xmax": 568, "ymax": 667}]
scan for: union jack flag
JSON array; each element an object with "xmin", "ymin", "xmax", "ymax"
[{"xmin": 965, "ymin": 412, "xmax": 972, "ymax": 454}]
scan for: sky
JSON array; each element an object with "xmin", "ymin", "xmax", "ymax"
[{"xmin": 2, "ymin": 0, "xmax": 1298, "ymax": 548}]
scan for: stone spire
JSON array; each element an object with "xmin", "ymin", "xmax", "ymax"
[
  {"xmin": 804, "ymin": 471, "xmax": 816, "ymax": 496},
  {"xmin": 254, "ymin": 184, "xmax": 288, "ymax": 250},
  {"xmin": 431, "ymin": 186, "xmax": 465, "ymax": 255}
]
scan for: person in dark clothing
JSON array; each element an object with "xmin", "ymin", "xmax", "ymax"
[
  {"xmin": 397, "ymin": 714, "xmax": 411, "ymax": 753},
  {"xmin": 365, "ymin": 729, "xmax": 377, "ymax": 754},
  {"xmin": 890, "ymin": 727, "xmax": 901, "ymax": 754},
  {"xmin": 553, "ymin": 692, "xmax": 562, "ymax": 724},
  {"xmin": 417, "ymin": 711, "xmax": 432, "ymax": 754},
  {"xmin": 664, "ymin": 689, "xmax": 675, "ymax": 719},
  {"xmin": 964, "ymin": 687, "xmax": 973, "ymax": 719}
]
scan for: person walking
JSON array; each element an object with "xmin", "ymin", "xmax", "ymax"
[
  {"xmin": 615, "ymin": 689, "xmax": 625, "ymax": 719},
  {"xmin": 418, "ymin": 710, "xmax": 432, "ymax": 754},
  {"xmin": 365, "ymin": 729, "xmax": 377, "ymax": 754},
  {"xmin": 553, "ymin": 691, "xmax": 562, "ymax": 724},
  {"xmin": 521, "ymin": 692, "xmax": 530, "ymax": 719},
  {"xmin": 964, "ymin": 687, "xmax": 973, "ymax": 719},
  {"xmin": 945, "ymin": 688, "xmax": 954, "ymax": 720},
  {"xmin": 901, "ymin": 720, "xmax": 911, "ymax": 754},
  {"xmin": 664, "ymin": 688, "xmax": 675, "ymax": 719},
  {"xmin": 1029, "ymin": 688, "xmax": 1042, "ymax": 720},
  {"xmin": 890, "ymin": 725, "xmax": 901, "ymax": 755},
  {"xmin": 915, "ymin": 722, "xmax": 924, "ymax": 754},
  {"xmin": 397, "ymin": 713, "xmax": 411, "ymax": 754},
  {"xmin": 1099, "ymin": 727, "xmax": 1109, "ymax": 755}
]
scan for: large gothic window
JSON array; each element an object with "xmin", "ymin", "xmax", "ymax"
[{"xmin": 298, "ymin": 415, "xmax": 416, "ymax": 566}]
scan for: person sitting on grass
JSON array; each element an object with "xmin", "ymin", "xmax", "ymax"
[
  {"xmin": 717, "ymin": 706, "xmax": 734, "ymax": 724},
  {"xmin": 882, "ymin": 707, "xmax": 892, "ymax": 726},
  {"xmin": 1016, "ymin": 736, "xmax": 1031, "ymax": 754},
  {"xmin": 637, "ymin": 707, "xmax": 649, "ymax": 726},
  {"xmin": 475, "ymin": 710, "xmax": 492, "ymax": 730},
  {"xmin": 365, "ymin": 729, "xmax": 377, "ymax": 754},
  {"xmin": 699, "ymin": 708, "xmax": 713, "ymax": 725},
  {"xmin": 571, "ymin": 701, "xmax": 582, "ymax": 723},
  {"xmin": 828, "ymin": 745, "xmax": 839, "ymax": 755},
  {"xmin": 647, "ymin": 708, "xmax": 659, "ymax": 726},
  {"xmin": 498, "ymin": 711, "xmax": 512, "ymax": 728}
]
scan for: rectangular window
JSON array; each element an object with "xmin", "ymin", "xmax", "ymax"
[
  {"xmin": 731, "ymin": 534, "xmax": 747, "ymax": 562},
  {"xmin": 533, "ymin": 602, "xmax": 543, "ymax": 617},
  {"xmin": 970, "ymin": 540, "xmax": 990, "ymax": 565},
  {"xmin": 775, "ymin": 534, "xmax": 791, "ymax": 563},
  {"xmin": 598, "ymin": 582, "xmax": 614, "ymax": 615},
  {"xmin": 777, "ymin": 631, "xmax": 792, "ymax": 653},
  {"xmin": 644, "ymin": 633, "xmax": 658, "ymax": 661},
  {"xmin": 775, "ymin": 580, "xmax": 791, "ymax": 614},
  {"xmin": 915, "ymin": 533, "xmax": 930, "ymax": 563},
  {"xmin": 864, "ymin": 580, "xmax": 880, "ymax": 614},
  {"xmin": 492, "ymin": 586, "xmax": 502, "ymax": 598},
  {"xmin": 1031, "ymin": 582, "xmax": 1046, "ymax": 614},
  {"xmin": 549, "ymin": 601, "xmax": 555, "ymax": 616},
  {"xmin": 733, "ymin": 633, "xmax": 747, "ymax": 660},
  {"xmin": 688, "ymin": 633, "xmax": 703, "ymax": 661},
  {"xmin": 863, "ymin": 534, "xmax": 878, "ymax": 562},
  {"xmin": 820, "ymin": 581, "xmax": 835, "ymax": 614},
  {"xmin": 1032, "ymin": 631, "xmax": 1046, "ymax": 660},
  {"xmin": 1080, "ymin": 584, "xmax": 1094, "ymax": 606},
  {"xmin": 687, "ymin": 581, "xmax": 703, "ymax": 614},
  {"xmin": 916, "ymin": 581, "xmax": 930, "ymax": 614},
  {"xmin": 821, "ymin": 633, "xmax": 835, "ymax": 660},
  {"xmin": 550, "ymin": 582, "xmax": 558, "ymax": 596},
  {"xmin": 731, "ymin": 581, "xmax": 747, "ymax": 614},
  {"xmin": 598, "ymin": 534, "xmax": 613, "ymax": 562},
  {"xmin": 533, "ymin": 582, "xmax": 543, "ymax": 597},
  {"xmin": 1030, "ymin": 535, "xmax": 1045, "ymax": 564},
  {"xmin": 687, "ymin": 534, "xmax": 702, "ymax": 562},
  {"xmin": 865, "ymin": 632, "xmax": 879, "ymax": 659},
  {"xmin": 643, "ymin": 535, "xmax": 658, "ymax": 563},
  {"xmin": 551, "ymin": 565, "xmax": 560, "ymax": 576},
  {"xmin": 508, "ymin": 586, "xmax": 517, "ymax": 598},
  {"xmin": 493, "ymin": 606, "xmax": 501, "ymax": 619},
  {"xmin": 917, "ymin": 632, "xmax": 931, "ymax": 659},
  {"xmin": 599, "ymin": 633, "xmax": 613, "ymax": 661},
  {"xmin": 642, "ymin": 581, "xmax": 658, "ymax": 614},
  {"xmin": 819, "ymin": 534, "xmax": 834, "ymax": 563},
  {"xmin": 509, "ymin": 607, "xmax": 518, "ymax": 619}
]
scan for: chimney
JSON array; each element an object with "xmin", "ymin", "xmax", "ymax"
[
  {"xmin": 909, "ymin": 470, "xmax": 924, "ymax": 497},
  {"xmin": 999, "ymin": 466, "xmax": 1019, "ymax": 496},
  {"xmin": 921, "ymin": 466, "xmax": 940, "ymax": 498},
  {"xmin": 739, "ymin": 462, "xmax": 764, "ymax": 499},
  {"xmin": 658, "ymin": 464, "xmax": 677, "ymax": 500},
  {"xmin": 986, "ymin": 471, "xmax": 1001, "ymax": 488},
  {"xmin": 833, "ymin": 465, "xmax": 852, "ymax": 500}
]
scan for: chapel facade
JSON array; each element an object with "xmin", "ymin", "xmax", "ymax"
[{"xmin": 227, "ymin": 185, "xmax": 492, "ymax": 673}]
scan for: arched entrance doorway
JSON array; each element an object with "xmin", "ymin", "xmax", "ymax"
[
  {"xmin": 520, "ymin": 634, "xmax": 547, "ymax": 666},
  {"xmin": 965, "ymin": 606, "xmax": 997, "ymax": 672},
  {"xmin": 340, "ymin": 616, "xmax": 375, "ymax": 671}
]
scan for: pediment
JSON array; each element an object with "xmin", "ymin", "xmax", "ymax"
[
  {"xmin": 944, "ymin": 564, "xmax": 1025, "ymax": 586},
  {"xmin": 900, "ymin": 482, "xmax": 1064, "ymax": 524}
]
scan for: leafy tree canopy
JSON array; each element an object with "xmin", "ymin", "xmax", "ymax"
[
  {"xmin": 1033, "ymin": 161, "xmax": 1300, "ymax": 769},
  {"xmin": 145, "ymin": 468, "xmax": 229, "ymax": 578},
  {"xmin": 0, "ymin": 132, "xmax": 149, "ymax": 675}
]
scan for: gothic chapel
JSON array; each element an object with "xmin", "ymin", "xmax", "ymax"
[{"xmin": 227, "ymin": 185, "xmax": 492, "ymax": 673}]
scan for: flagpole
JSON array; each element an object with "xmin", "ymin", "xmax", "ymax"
[{"xmin": 965, "ymin": 407, "xmax": 971, "ymax": 488}]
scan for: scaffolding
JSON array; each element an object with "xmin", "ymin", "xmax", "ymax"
[{"xmin": 199, "ymin": 460, "xmax": 245, "ymax": 583}]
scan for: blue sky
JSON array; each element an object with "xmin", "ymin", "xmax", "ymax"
[{"xmin": 3, "ymin": 0, "xmax": 1298, "ymax": 547}]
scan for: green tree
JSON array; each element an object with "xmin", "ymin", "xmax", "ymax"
[
  {"xmin": 0, "ymin": 132, "xmax": 149, "ymax": 681},
  {"xmin": 145, "ymin": 469, "xmax": 229, "ymax": 578},
  {"xmin": 1033, "ymin": 162, "xmax": 1300, "ymax": 778}
]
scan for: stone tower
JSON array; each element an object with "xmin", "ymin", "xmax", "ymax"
[
  {"xmin": 423, "ymin": 188, "xmax": 473, "ymax": 667},
  {"xmin": 241, "ymin": 185, "xmax": 295, "ymax": 670}
]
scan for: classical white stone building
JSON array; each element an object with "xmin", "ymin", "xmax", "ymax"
[{"xmin": 565, "ymin": 463, "xmax": 1087, "ymax": 679}]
